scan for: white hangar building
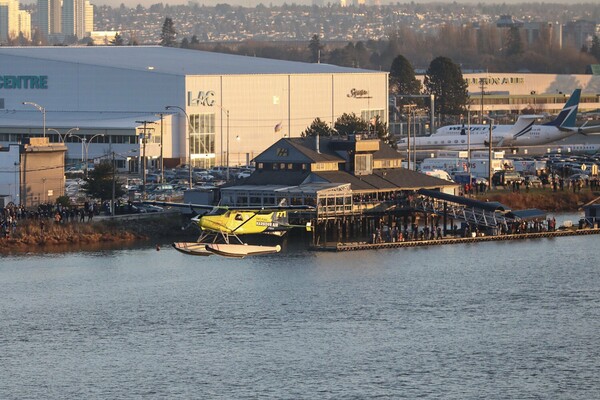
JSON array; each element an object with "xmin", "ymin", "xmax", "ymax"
[{"xmin": 0, "ymin": 46, "xmax": 389, "ymax": 171}]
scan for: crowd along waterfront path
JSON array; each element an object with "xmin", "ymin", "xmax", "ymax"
[{"xmin": 315, "ymin": 227, "xmax": 600, "ymax": 252}]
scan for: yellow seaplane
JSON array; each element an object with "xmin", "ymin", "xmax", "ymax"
[{"xmin": 147, "ymin": 201, "xmax": 313, "ymax": 258}]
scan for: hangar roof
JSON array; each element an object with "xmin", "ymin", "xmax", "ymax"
[
  {"xmin": 0, "ymin": 46, "xmax": 383, "ymax": 76},
  {"xmin": 0, "ymin": 110, "xmax": 162, "ymax": 129}
]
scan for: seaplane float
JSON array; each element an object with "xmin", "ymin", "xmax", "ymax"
[{"xmin": 146, "ymin": 201, "xmax": 313, "ymax": 258}]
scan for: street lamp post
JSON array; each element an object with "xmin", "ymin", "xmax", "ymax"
[
  {"xmin": 70, "ymin": 133, "xmax": 105, "ymax": 178},
  {"xmin": 236, "ymin": 135, "xmax": 240, "ymax": 166},
  {"xmin": 14, "ymin": 162, "xmax": 19, "ymax": 205},
  {"xmin": 47, "ymin": 127, "xmax": 79, "ymax": 143},
  {"xmin": 214, "ymin": 105, "xmax": 230, "ymax": 180},
  {"xmin": 22, "ymin": 101, "xmax": 46, "ymax": 138},
  {"xmin": 165, "ymin": 106, "xmax": 193, "ymax": 189}
]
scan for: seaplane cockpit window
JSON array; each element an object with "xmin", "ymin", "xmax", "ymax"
[
  {"xmin": 235, "ymin": 213, "xmax": 243, "ymax": 221},
  {"xmin": 208, "ymin": 208, "xmax": 228, "ymax": 216}
]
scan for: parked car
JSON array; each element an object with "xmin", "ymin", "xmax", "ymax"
[
  {"xmin": 524, "ymin": 175, "xmax": 543, "ymax": 188},
  {"xmin": 492, "ymin": 170, "xmax": 523, "ymax": 186},
  {"xmin": 236, "ymin": 170, "xmax": 253, "ymax": 179}
]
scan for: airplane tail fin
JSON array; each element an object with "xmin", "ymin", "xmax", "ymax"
[{"xmin": 543, "ymin": 89, "xmax": 580, "ymax": 129}]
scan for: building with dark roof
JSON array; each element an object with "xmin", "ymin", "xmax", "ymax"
[{"xmin": 220, "ymin": 134, "xmax": 458, "ymax": 213}]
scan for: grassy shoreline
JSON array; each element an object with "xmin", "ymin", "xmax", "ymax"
[
  {"xmin": 477, "ymin": 188, "xmax": 600, "ymax": 212},
  {"xmin": 0, "ymin": 213, "xmax": 190, "ymax": 251}
]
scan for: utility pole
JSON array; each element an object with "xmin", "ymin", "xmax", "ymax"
[
  {"xmin": 479, "ymin": 78, "xmax": 487, "ymax": 120},
  {"xmin": 111, "ymin": 151, "xmax": 116, "ymax": 216},
  {"xmin": 488, "ymin": 117, "xmax": 495, "ymax": 190},
  {"xmin": 136, "ymin": 120, "xmax": 153, "ymax": 199}
]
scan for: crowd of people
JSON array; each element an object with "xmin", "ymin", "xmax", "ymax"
[{"xmin": 0, "ymin": 202, "xmax": 100, "ymax": 238}]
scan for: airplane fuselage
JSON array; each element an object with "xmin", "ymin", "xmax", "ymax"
[
  {"xmin": 398, "ymin": 123, "xmax": 574, "ymax": 150},
  {"xmin": 198, "ymin": 209, "xmax": 289, "ymax": 235}
]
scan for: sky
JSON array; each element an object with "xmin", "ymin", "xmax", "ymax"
[
  {"xmin": 19, "ymin": 0, "xmax": 592, "ymax": 8},
  {"xmin": 35, "ymin": 0, "xmax": 542, "ymax": 8}
]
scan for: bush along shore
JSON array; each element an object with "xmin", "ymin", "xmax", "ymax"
[{"xmin": 478, "ymin": 188, "xmax": 600, "ymax": 212}]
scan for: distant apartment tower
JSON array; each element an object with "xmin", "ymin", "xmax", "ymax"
[
  {"xmin": 0, "ymin": 0, "xmax": 19, "ymax": 43},
  {"xmin": 18, "ymin": 8, "xmax": 30, "ymax": 39},
  {"xmin": 84, "ymin": 0, "xmax": 93, "ymax": 34},
  {"xmin": 563, "ymin": 20, "xmax": 597, "ymax": 50},
  {"xmin": 523, "ymin": 21, "xmax": 562, "ymax": 49},
  {"xmin": 61, "ymin": 0, "xmax": 85, "ymax": 39},
  {"xmin": 37, "ymin": 0, "xmax": 61, "ymax": 38}
]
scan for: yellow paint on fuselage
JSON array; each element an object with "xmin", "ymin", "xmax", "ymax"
[{"xmin": 198, "ymin": 210, "xmax": 288, "ymax": 235}]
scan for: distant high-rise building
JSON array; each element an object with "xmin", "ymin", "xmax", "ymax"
[
  {"xmin": 0, "ymin": 0, "xmax": 19, "ymax": 43},
  {"xmin": 523, "ymin": 21, "xmax": 562, "ymax": 50},
  {"xmin": 84, "ymin": 0, "xmax": 93, "ymax": 34},
  {"xmin": 563, "ymin": 20, "xmax": 597, "ymax": 50},
  {"xmin": 37, "ymin": 0, "xmax": 61, "ymax": 38},
  {"xmin": 18, "ymin": 9, "xmax": 30, "ymax": 39},
  {"xmin": 62, "ymin": 0, "xmax": 85, "ymax": 39}
]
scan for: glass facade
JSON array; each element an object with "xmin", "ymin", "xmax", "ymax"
[{"xmin": 190, "ymin": 113, "xmax": 216, "ymax": 169}]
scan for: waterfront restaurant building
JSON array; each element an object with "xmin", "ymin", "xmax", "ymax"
[
  {"xmin": 0, "ymin": 46, "xmax": 388, "ymax": 172},
  {"xmin": 220, "ymin": 134, "xmax": 458, "ymax": 215}
]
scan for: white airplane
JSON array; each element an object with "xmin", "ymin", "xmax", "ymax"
[{"xmin": 398, "ymin": 89, "xmax": 600, "ymax": 151}]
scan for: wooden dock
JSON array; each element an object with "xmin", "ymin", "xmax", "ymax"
[{"xmin": 312, "ymin": 228, "xmax": 600, "ymax": 252}]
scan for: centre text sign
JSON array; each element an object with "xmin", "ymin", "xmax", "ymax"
[{"xmin": 0, "ymin": 75, "xmax": 48, "ymax": 89}]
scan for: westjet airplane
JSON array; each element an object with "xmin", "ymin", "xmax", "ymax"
[{"xmin": 398, "ymin": 89, "xmax": 600, "ymax": 151}]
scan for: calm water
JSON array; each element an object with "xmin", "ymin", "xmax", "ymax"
[{"xmin": 1, "ymin": 214, "xmax": 599, "ymax": 399}]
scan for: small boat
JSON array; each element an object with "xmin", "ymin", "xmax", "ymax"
[
  {"xmin": 172, "ymin": 242, "xmax": 213, "ymax": 256},
  {"xmin": 205, "ymin": 243, "xmax": 281, "ymax": 258}
]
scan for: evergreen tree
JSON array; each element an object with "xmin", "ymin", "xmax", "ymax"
[
  {"xmin": 308, "ymin": 34, "xmax": 324, "ymax": 63},
  {"xmin": 302, "ymin": 118, "xmax": 336, "ymax": 137},
  {"xmin": 110, "ymin": 32, "xmax": 124, "ymax": 46},
  {"xmin": 370, "ymin": 115, "xmax": 395, "ymax": 148},
  {"xmin": 590, "ymin": 35, "xmax": 600, "ymax": 62},
  {"xmin": 505, "ymin": 26, "xmax": 524, "ymax": 57},
  {"xmin": 160, "ymin": 17, "xmax": 177, "ymax": 47},
  {"xmin": 389, "ymin": 54, "xmax": 422, "ymax": 107},
  {"xmin": 180, "ymin": 37, "xmax": 190, "ymax": 48},
  {"xmin": 190, "ymin": 35, "xmax": 200, "ymax": 46},
  {"xmin": 424, "ymin": 56, "xmax": 468, "ymax": 119},
  {"xmin": 82, "ymin": 160, "xmax": 125, "ymax": 202},
  {"xmin": 334, "ymin": 113, "xmax": 369, "ymax": 137}
]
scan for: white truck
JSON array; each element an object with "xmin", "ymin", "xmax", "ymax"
[{"xmin": 420, "ymin": 157, "xmax": 509, "ymax": 178}]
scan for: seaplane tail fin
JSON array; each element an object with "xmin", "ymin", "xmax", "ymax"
[{"xmin": 543, "ymin": 89, "xmax": 581, "ymax": 129}]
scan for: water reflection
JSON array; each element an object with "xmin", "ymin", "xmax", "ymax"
[{"xmin": 1, "ymin": 212, "xmax": 598, "ymax": 399}]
